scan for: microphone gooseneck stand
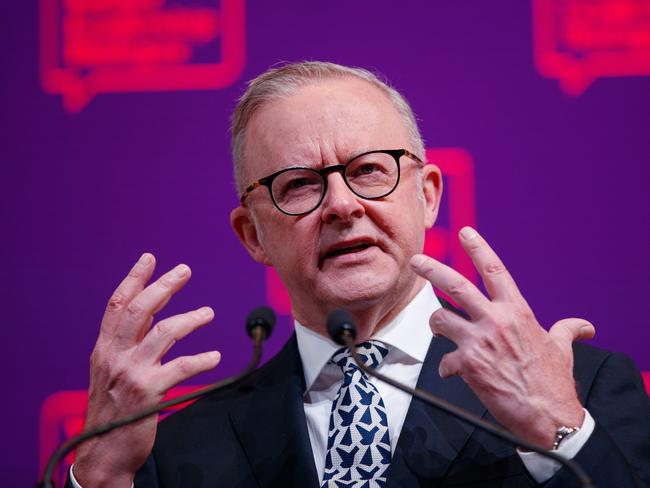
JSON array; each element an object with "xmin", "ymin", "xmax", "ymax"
[
  {"xmin": 327, "ymin": 309, "xmax": 595, "ymax": 488},
  {"xmin": 38, "ymin": 306, "xmax": 276, "ymax": 488}
]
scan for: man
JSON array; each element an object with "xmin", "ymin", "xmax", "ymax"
[{"xmin": 69, "ymin": 62, "xmax": 650, "ymax": 487}]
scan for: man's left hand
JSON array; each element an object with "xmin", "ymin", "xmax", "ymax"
[{"xmin": 410, "ymin": 226, "xmax": 595, "ymax": 449}]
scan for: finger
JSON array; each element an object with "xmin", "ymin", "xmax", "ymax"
[
  {"xmin": 158, "ymin": 351, "xmax": 222, "ymax": 391},
  {"xmin": 137, "ymin": 307, "xmax": 215, "ymax": 363},
  {"xmin": 115, "ymin": 264, "xmax": 192, "ymax": 345},
  {"xmin": 458, "ymin": 227, "xmax": 521, "ymax": 302},
  {"xmin": 548, "ymin": 318, "xmax": 596, "ymax": 347},
  {"xmin": 411, "ymin": 254, "xmax": 490, "ymax": 319},
  {"xmin": 439, "ymin": 350, "xmax": 463, "ymax": 379},
  {"xmin": 429, "ymin": 308, "xmax": 473, "ymax": 345},
  {"xmin": 100, "ymin": 253, "xmax": 156, "ymax": 337}
]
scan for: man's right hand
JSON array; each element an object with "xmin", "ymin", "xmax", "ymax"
[{"xmin": 72, "ymin": 253, "xmax": 221, "ymax": 488}]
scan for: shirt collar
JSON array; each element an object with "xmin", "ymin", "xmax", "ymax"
[{"xmin": 295, "ymin": 282, "xmax": 442, "ymax": 392}]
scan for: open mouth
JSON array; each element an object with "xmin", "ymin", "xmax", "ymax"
[{"xmin": 326, "ymin": 242, "xmax": 373, "ymax": 258}]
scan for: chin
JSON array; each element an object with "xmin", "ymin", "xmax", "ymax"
[{"xmin": 317, "ymin": 271, "xmax": 398, "ymax": 311}]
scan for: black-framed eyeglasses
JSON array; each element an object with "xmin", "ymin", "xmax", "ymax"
[{"xmin": 240, "ymin": 149, "xmax": 423, "ymax": 216}]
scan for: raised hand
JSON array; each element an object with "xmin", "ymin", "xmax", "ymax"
[
  {"xmin": 410, "ymin": 227, "xmax": 595, "ymax": 449},
  {"xmin": 73, "ymin": 254, "xmax": 221, "ymax": 487}
]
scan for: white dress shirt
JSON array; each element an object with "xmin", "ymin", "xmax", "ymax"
[{"xmin": 71, "ymin": 282, "xmax": 593, "ymax": 487}]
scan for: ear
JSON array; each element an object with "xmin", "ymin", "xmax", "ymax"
[
  {"xmin": 422, "ymin": 164, "xmax": 443, "ymax": 229},
  {"xmin": 230, "ymin": 206, "xmax": 273, "ymax": 266}
]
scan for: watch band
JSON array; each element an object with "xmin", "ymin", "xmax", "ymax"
[{"xmin": 552, "ymin": 425, "xmax": 580, "ymax": 450}]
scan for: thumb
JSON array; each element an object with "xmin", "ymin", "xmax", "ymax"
[{"xmin": 548, "ymin": 318, "xmax": 595, "ymax": 346}]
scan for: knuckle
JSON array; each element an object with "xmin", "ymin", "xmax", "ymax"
[
  {"xmin": 89, "ymin": 349, "xmax": 104, "ymax": 370},
  {"xmin": 154, "ymin": 320, "xmax": 173, "ymax": 339},
  {"xmin": 188, "ymin": 309, "xmax": 203, "ymax": 323},
  {"xmin": 176, "ymin": 357, "xmax": 193, "ymax": 376},
  {"xmin": 157, "ymin": 274, "xmax": 175, "ymax": 290},
  {"xmin": 127, "ymin": 265, "xmax": 144, "ymax": 279},
  {"xmin": 126, "ymin": 299, "xmax": 145, "ymax": 318},
  {"xmin": 465, "ymin": 239, "xmax": 481, "ymax": 252},
  {"xmin": 106, "ymin": 291, "xmax": 127, "ymax": 312},
  {"xmin": 482, "ymin": 262, "xmax": 506, "ymax": 276},
  {"xmin": 448, "ymin": 279, "xmax": 468, "ymax": 296}
]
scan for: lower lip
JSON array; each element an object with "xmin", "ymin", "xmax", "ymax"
[{"xmin": 322, "ymin": 245, "xmax": 378, "ymax": 266}]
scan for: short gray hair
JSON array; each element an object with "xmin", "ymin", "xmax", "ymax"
[{"xmin": 230, "ymin": 61, "xmax": 425, "ymax": 196}]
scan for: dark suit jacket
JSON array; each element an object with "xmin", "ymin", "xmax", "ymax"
[{"xmin": 128, "ymin": 331, "xmax": 650, "ymax": 487}]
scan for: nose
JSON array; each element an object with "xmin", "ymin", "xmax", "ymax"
[{"xmin": 320, "ymin": 172, "xmax": 365, "ymax": 224}]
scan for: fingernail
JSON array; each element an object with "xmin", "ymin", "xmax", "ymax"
[
  {"xmin": 139, "ymin": 253, "xmax": 151, "ymax": 265},
  {"xmin": 460, "ymin": 226, "xmax": 477, "ymax": 240},
  {"xmin": 175, "ymin": 264, "xmax": 190, "ymax": 277},
  {"xmin": 209, "ymin": 351, "xmax": 221, "ymax": 362},
  {"xmin": 199, "ymin": 306, "xmax": 214, "ymax": 318},
  {"xmin": 410, "ymin": 254, "xmax": 428, "ymax": 270}
]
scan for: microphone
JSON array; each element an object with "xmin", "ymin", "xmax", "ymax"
[
  {"xmin": 327, "ymin": 309, "xmax": 595, "ymax": 488},
  {"xmin": 246, "ymin": 306, "xmax": 276, "ymax": 340},
  {"xmin": 37, "ymin": 306, "xmax": 276, "ymax": 488}
]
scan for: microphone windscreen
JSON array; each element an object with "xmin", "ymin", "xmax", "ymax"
[
  {"xmin": 246, "ymin": 306, "xmax": 276, "ymax": 339},
  {"xmin": 327, "ymin": 309, "xmax": 357, "ymax": 345}
]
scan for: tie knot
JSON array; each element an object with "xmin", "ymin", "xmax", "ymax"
[{"xmin": 331, "ymin": 340, "xmax": 389, "ymax": 375}]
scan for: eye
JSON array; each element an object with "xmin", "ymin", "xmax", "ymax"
[
  {"xmin": 354, "ymin": 163, "xmax": 381, "ymax": 176},
  {"xmin": 286, "ymin": 177, "xmax": 312, "ymax": 189},
  {"xmin": 273, "ymin": 170, "xmax": 323, "ymax": 201},
  {"xmin": 347, "ymin": 160, "xmax": 390, "ymax": 180}
]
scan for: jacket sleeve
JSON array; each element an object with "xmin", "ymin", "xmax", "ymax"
[
  {"xmin": 134, "ymin": 451, "xmax": 160, "ymax": 488},
  {"xmin": 546, "ymin": 351, "xmax": 650, "ymax": 488}
]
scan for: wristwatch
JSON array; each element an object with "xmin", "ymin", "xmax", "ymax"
[{"xmin": 552, "ymin": 425, "xmax": 580, "ymax": 450}]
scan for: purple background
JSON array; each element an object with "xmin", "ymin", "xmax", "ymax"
[{"xmin": 3, "ymin": 1, "xmax": 649, "ymax": 485}]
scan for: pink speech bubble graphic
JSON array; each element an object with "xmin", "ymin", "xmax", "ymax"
[
  {"xmin": 40, "ymin": 0, "xmax": 246, "ymax": 112},
  {"xmin": 265, "ymin": 148, "xmax": 477, "ymax": 316},
  {"xmin": 533, "ymin": 0, "xmax": 650, "ymax": 96}
]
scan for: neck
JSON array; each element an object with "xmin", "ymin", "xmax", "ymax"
[{"xmin": 292, "ymin": 275, "xmax": 428, "ymax": 343}]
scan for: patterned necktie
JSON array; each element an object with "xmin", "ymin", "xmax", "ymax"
[{"xmin": 321, "ymin": 341, "xmax": 391, "ymax": 488}]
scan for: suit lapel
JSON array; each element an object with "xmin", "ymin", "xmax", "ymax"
[
  {"xmin": 387, "ymin": 320, "xmax": 487, "ymax": 485},
  {"xmin": 228, "ymin": 336, "xmax": 319, "ymax": 487}
]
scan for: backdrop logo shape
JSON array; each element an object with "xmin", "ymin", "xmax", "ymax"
[
  {"xmin": 532, "ymin": 0, "xmax": 650, "ymax": 95},
  {"xmin": 265, "ymin": 148, "xmax": 478, "ymax": 316},
  {"xmin": 40, "ymin": 0, "xmax": 246, "ymax": 112}
]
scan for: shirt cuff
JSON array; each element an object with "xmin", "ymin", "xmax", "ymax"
[
  {"xmin": 517, "ymin": 408, "xmax": 595, "ymax": 484},
  {"xmin": 69, "ymin": 465, "xmax": 135, "ymax": 488}
]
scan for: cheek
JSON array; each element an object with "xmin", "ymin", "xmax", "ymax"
[
  {"xmin": 262, "ymin": 217, "xmax": 320, "ymax": 270},
  {"xmin": 371, "ymin": 202, "xmax": 426, "ymax": 256}
]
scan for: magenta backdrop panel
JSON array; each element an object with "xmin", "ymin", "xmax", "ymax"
[{"xmin": 2, "ymin": 1, "xmax": 649, "ymax": 485}]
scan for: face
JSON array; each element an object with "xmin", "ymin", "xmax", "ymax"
[{"xmin": 231, "ymin": 78, "xmax": 441, "ymax": 336}]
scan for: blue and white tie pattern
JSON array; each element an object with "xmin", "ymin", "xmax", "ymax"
[{"xmin": 321, "ymin": 341, "xmax": 391, "ymax": 488}]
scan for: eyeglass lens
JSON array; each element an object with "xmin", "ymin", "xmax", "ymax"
[{"xmin": 271, "ymin": 151, "xmax": 399, "ymax": 215}]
